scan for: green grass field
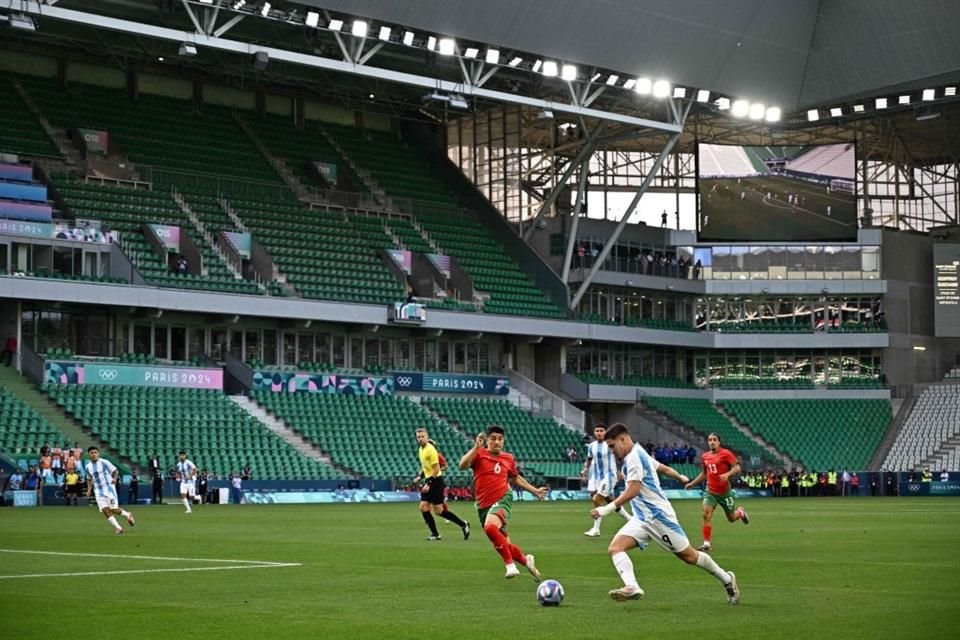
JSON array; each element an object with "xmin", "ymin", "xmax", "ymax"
[
  {"xmin": 700, "ymin": 176, "xmax": 857, "ymax": 242},
  {"xmin": 2, "ymin": 498, "xmax": 959, "ymax": 639}
]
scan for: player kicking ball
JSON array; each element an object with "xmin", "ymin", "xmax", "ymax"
[{"xmin": 591, "ymin": 424, "xmax": 740, "ymax": 604}]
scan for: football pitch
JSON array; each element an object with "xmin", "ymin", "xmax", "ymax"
[
  {"xmin": 699, "ymin": 176, "xmax": 858, "ymax": 242},
  {"xmin": 2, "ymin": 498, "xmax": 958, "ymax": 640}
]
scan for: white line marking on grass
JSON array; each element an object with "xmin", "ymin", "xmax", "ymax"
[{"xmin": 0, "ymin": 549, "xmax": 301, "ymax": 580}]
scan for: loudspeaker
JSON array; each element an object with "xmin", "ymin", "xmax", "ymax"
[{"xmin": 253, "ymin": 51, "xmax": 269, "ymax": 71}]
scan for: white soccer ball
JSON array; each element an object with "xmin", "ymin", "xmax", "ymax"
[{"xmin": 536, "ymin": 579, "xmax": 565, "ymax": 607}]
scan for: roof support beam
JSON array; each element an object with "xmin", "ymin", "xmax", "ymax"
[{"xmin": 561, "ymin": 157, "xmax": 591, "ymax": 283}]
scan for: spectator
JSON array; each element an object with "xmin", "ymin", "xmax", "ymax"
[
  {"xmin": 1, "ymin": 333, "xmax": 16, "ymax": 366},
  {"xmin": 8, "ymin": 468, "xmax": 23, "ymax": 491},
  {"xmin": 850, "ymin": 472, "xmax": 859, "ymax": 496},
  {"xmin": 175, "ymin": 255, "xmax": 188, "ymax": 274},
  {"xmin": 230, "ymin": 471, "xmax": 243, "ymax": 504},
  {"xmin": 686, "ymin": 444, "xmax": 697, "ymax": 464},
  {"xmin": 660, "ymin": 210, "xmax": 668, "ymax": 227},
  {"xmin": 841, "ymin": 469, "xmax": 851, "ymax": 496},
  {"xmin": 39, "ymin": 450, "xmax": 53, "ymax": 482},
  {"xmin": 241, "ymin": 463, "xmax": 253, "ymax": 481},
  {"xmin": 941, "ymin": 469, "xmax": 950, "ymax": 483},
  {"xmin": 128, "ymin": 473, "xmax": 139, "ymax": 505},
  {"xmin": 693, "ymin": 259, "xmax": 702, "ymax": 280}
]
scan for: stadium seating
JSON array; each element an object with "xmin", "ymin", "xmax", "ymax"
[
  {"xmin": 250, "ymin": 391, "xmax": 473, "ymax": 485},
  {"xmin": 421, "ymin": 397, "xmax": 584, "ymax": 471},
  {"xmin": 712, "ymin": 377, "xmax": 815, "ymax": 390},
  {"xmin": 720, "ymin": 399, "xmax": 891, "ymax": 471},
  {"xmin": 44, "ymin": 385, "xmax": 340, "ymax": 479},
  {"xmin": 698, "ymin": 145, "xmax": 754, "ymax": 176},
  {"xmin": 884, "ymin": 385, "xmax": 960, "ymax": 471},
  {"xmin": 573, "ymin": 373, "xmax": 696, "ymax": 388},
  {"xmin": 785, "ymin": 144, "xmax": 855, "ymax": 179},
  {"xmin": 0, "ymin": 387, "xmax": 73, "ymax": 455},
  {"xmin": 642, "ymin": 397, "xmax": 775, "ymax": 466},
  {"xmin": 0, "ymin": 75, "xmax": 60, "ymax": 158}
]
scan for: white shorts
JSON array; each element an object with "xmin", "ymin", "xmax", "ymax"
[
  {"xmin": 95, "ymin": 494, "xmax": 118, "ymax": 510},
  {"xmin": 587, "ymin": 476, "xmax": 615, "ymax": 498},
  {"xmin": 616, "ymin": 516, "xmax": 690, "ymax": 553},
  {"xmin": 179, "ymin": 482, "xmax": 196, "ymax": 496}
]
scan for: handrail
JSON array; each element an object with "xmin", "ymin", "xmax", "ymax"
[{"xmin": 507, "ymin": 368, "xmax": 585, "ymax": 431}]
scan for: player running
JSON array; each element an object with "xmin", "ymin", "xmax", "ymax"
[
  {"xmin": 175, "ymin": 450, "xmax": 198, "ymax": 514},
  {"xmin": 582, "ymin": 424, "xmax": 631, "ymax": 537},
  {"xmin": 85, "ymin": 446, "xmax": 135, "ymax": 535},
  {"xmin": 413, "ymin": 429, "xmax": 470, "ymax": 541},
  {"xmin": 591, "ymin": 424, "xmax": 740, "ymax": 604},
  {"xmin": 459, "ymin": 425, "xmax": 547, "ymax": 581},
  {"xmin": 684, "ymin": 433, "xmax": 749, "ymax": 551}
]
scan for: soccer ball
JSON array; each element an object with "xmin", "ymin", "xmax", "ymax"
[{"xmin": 536, "ymin": 579, "xmax": 565, "ymax": 607}]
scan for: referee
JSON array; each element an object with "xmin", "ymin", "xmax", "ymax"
[{"xmin": 415, "ymin": 428, "xmax": 470, "ymax": 541}]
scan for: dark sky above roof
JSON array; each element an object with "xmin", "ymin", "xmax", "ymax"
[{"xmin": 295, "ymin": 0, "xmax": 960, "ymax": 110}]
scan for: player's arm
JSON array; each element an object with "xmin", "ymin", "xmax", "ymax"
[
  {"xmin": 458, "ymin": 433, "xmax": 485, "ymax": 470},
  {"xmin": 721, "ymin": 462, "xmax": 742, "ymax": 482},
  {"xmin": 85, "ymin": 476, "xmax": 93, "ymax": 497},
  {"xmin": 685, "ymin": 470, "xmax": 706, "ymax": 490},
  {"xmin": 592, "ymin": 480, "xmax": 640, "ymax": 517},
  {"xmin": 511, "ymin": 474, "xmax": 548, "ymax": 500},
  {"xmin": 656, "ymin": 462, "xmax": 690, "ymax": 485}
]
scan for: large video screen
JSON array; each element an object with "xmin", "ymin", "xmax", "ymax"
[
  {"xmin": 697, "ymin": 143, "xmax": 857, "ymax": 241},
  {"xmin": 934, "ymin": 243, "xmax": 960, "ymax": 337}
]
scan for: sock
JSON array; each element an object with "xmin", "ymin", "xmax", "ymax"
[
  {"xmin": 120, "ymin": 510, "xmax": 130, "ymax": 518},
  {"xmin": 590, "ymin": 515, "xmax": 602, "ymax": 532},
  {"xmin": 696, "ymin": 550, "xmax": 732, "ymax": 585},
  {"xmin": 107, "ymin": 516, "xmax": 121, "ymax": 530},
  {"xmin": 439, "ymin": 510, "xmax": 467, "ymax": 528},
  {"xmin": 483, "ymin": 523, "xmax": 513, "ymax": 564},
  {"xmin": 183, "ymin": 497, "xmax": 191, "ymax": 510},
  {"xmin": 508, "ymin": 544, "xmax": 528, "ymax": 566},
  {"xmin": 612, "ymin": 551, "xmax": 639, "ymax": 588},
  {"xmin": 421, "ymin": 511, "xmax": 440, "ymax": 537},
  {"xmin": 702, "ymin": 524, "xmax": 712, "ymax": 543},
  {"xmin": 616, "ymin": 506, "xmax": 631, "ymax": 521}
]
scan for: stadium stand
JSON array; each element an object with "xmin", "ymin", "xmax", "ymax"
[
  {"xmin": 250, "ymin": 391, "xmax": 473, "ymax": 485},
  {"xmin": 0, "ymin": 75, "xmax": 60, "ymax": 158},
  {"xmin": 44, "ymin": 385, "xmax": 340, "ymax": 479},
  {"xmin": 721, "ymin": 399, "xmax": 891, "ymax": 471},
  {"xmin": 698, "ymin": 144, "xmax": 755, "ymax": 176},
  {"xmin": 0, "ymin": 387, "xmax": 72, "ymax": 455},
  {"xmin": 884, "ymin": 385, "xmax": 960, "ymax": 471},
  {"xmin": 785, "ymin": 144, "xmax": 856, "ymax": 180}
]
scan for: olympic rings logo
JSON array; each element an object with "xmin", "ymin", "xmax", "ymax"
[
  {"xmin": 396, "ymin": 376, "xmax": 413, "ymax": 387},
  {"xmin": 907, "ymin": 484, "xmax": 920, "ymax": 493},
  {"xmin": 98, "ymin": 369, "xmax": 119, "ymax": 381}
]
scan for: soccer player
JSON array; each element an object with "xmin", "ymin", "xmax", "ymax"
[
  {"xmin": 591, "ymin": 424, "xmax": 740, "ymax": 604},
  {"xmin": 175, "ymin": 450, "xmax": 198, "ymax": 514},
  {"xmin": 459, "ymin": 426, "xmax": 547, "ymax": 580},
  {"xmin": 84, "ymin": 446, "xmax": 135, "ymax": 535},
  {"xmin": 684, "ymin": 432, "xmax": 749, "ymax": 551},
  {"xmin": 414, "ymin": 429, "xmax": 470, "ymax": 541},
  {"xmin": 581, "ymin": 424, "xmax": 630, "ymax": 537}
]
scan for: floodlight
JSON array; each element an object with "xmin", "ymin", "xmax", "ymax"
[
  {"xmin": 623, "ymin": 78, "xmax": 636, "ymax": 90},
  {"xmin": 532, "ymin": 59, "xmax": 543, "ymax": 73},
  {"xmin": 199, "ymin": 0, "xmax": 214, "ymax": 4},
  {"xmin": 852, "ymin": 104, "xmax": 865, "ymax": 113},
  {"xmin": 157, "ymin": 56, "xmax": 165, "ymax": 62},
  {"xmin": 378, "ymin": 26, "xmax": 391, "ymax": 41},
  {"xmin": 179, "ymin": 43, "xmax": 198, "ymax": 57},
  {"xmin": 765, "ymin": 106, "xmax": 781, "ymax": 122},
  {"xmin": 508, "ymin": 57, "xmax": 522, "ymax": 67},
  {"xmin": 427, "ymin": 36, "xmax": 437, "ymax": 51},
  {"xmin": 464, "ymin": 47, "xmax": 479, "ymax": 59},
  {"xmin": 606, "ymin": 74, "xmax": 619, "ymax": 86},
  {"xmin": 403, "ymin": 31, "xmax": 414, "ymax": 45},
  {"xmin": 260, "ymin": 2, "xmax": 271, "ymax": 17},
  {"xmin": 875, "ymin": 97, "xmax": 887, "ymax": 109},
  {"xmin": 351, "ymin": 20, "xmax": 368, "ymax": 37},
  {"xmin": 232, "ymin": 0, "xmax": 245, "ymax": 8},
  {"xmin": 830, "ymin": 107, "xmax": 842, "ymax": 118},
  {"xmin": 485, "ymin": 49, "xmax": 500, "ymax": 64},
  {"xmin": 807, "ymin": 109, "xmax": 819, "ymax": 121},
  {"xmin": 748, "ymin": 103, "xmax": 765, "ymax": 119},
  {"xmin": 634, "ymin": 77, "xmax": 652, "ymax": 94},
  {"xmin": 898, "ymin": 95, "xmax": 910, "ymax": 105},
  {"xmin": 438, "ymin": 38, "xmax": 456, "ymax": 56},
  {"xmin": 542, "ymin": 61, "xmax": 558, "ymax": 76},
  {"xmin": 715, "ymin": 97, "xmax": 730, "ymax": 110},
  {"xmin": 673, "ymin": 87, "xmax": 686, "ymax": 99},
  {"xmin": 945, "ymin": 87, "xmax": 957, "ymax": 97},
  {"xmin": 731, "ymin": 99, "xmax": 749, "ymax": 117},
  {"xmin": 328, "ymin": 18, "xmax": 343, "ymax": 31},
  {"xmin": 449, "ymin": 94, "xmax": 469, "ymax": 109},
  {"xmin": 922, "ymin": 89, "xmax": 935, "ymax": 101},
  {"xmin": 561, "ymin": 64, "xmax": 577, "ymax": 81},
  {"xmin": 305, "ymin": 12, "xmax": 320, "ymax": 28},
  {"xmin": 591, "ymin": 72, "xmax": 602, "ymax": 83},
  {"xmin": 696, "ymin": 89, "xmax": 710, "ymax": 102},
  {"xmin": 8, "ymin": 13, "xmax": 36, "ymax": 31},
  {"xmin": 652, "ymin": 80, "xmax": 671, "ymax": 98}
]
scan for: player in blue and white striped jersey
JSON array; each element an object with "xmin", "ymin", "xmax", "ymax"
[
  {"xmin": 84, "ymin": 446, "xmax": 135, "ymax": 535},
  {"xmin": 581, "ymin": 424, "xmax": 631, "ymax": 537},
  {"xmin": 176, "ymin": 450, "xmax": 198, "ymax": 514},
  {"xmin": 590, "ymin": 424, "xmax": 740, "ymax": 604}
]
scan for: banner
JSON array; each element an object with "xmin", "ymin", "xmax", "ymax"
[
  {"xmin": 900, "ymin": 481, "xmax": 960, "ymax": 496},
  {"xmin": 0, "ymin": 218, "xmax": 51, "ymax": 238},
  {"xmin": 427, "ymin": 253, "xmax": 452, "ymax": 278},
  {"xmin": 44, "ymin": 361, "xmax": 223, "ymax": 390},
  {"xmin": 0, "ymin": 181, "xmax": 46, "ymax": 203},
  {"xmin": 148, "ymin": 223, "xmax": 180, "ymax": 253},
  {"xmin": 78, "ymin": 128, "xmax": 109, "ymax": 154},
  {"xmin": 252, "ymin": 370, "xmax": 393, "ymax": 396},
  {"xmin": 0, "ymin": 218, "xmax": 116, "ymax": 243},
  {"xmin": 237, "ymin": 489, "xmax": 714, "ymax": 505},
  {"xmin": 222, "ymin": 231, "xmax": 252, "ymax": 259},
  {"xmin": 387, "ymin": 249, "xmax": 412, "ymax": 274},
  {"xmin": 393, "ymin": 371, "xmax": 510, "ymax": 395},
  {"xmin": 0, "ymin": 201, "xmax": 52, "ymax": 222},
  {"xmin": 0, "ymin": 162, "xmax": 32, "ymax": 182},
  {"xmin": 389, "ymin": 301, "xmax": 426, "ymax": 323},
  {"xmin": 312, "ymin": 161, "xmax": 338, "ymax": 183}
]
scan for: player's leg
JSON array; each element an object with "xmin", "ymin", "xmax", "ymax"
[
  {"xmin": 722, "ymin": 493, "xmax": 749, "ymax": 525},
  {"xmin": 607, "ymin": 523, "xmax": 645, "ymax": 600},
  {"xmin": 99, "ymin": 497, "xmax": 124, "ymax": 534},
  {"xmin": 181, "ymin": 487, "xmax": 192, "ymax": 513},
  {"xmin": 419, "ymin": 498, "xmax": 441, "ymax": 540},
  {"xmin": 585, "ymin": 490, "xmax": 604, "ymax": 536},
  {"xmin": 110, "ymin": 506, "xmax": 135, "ymax": 527},
  {"xmin": 675, "ymin": 545, "xmax": 739, "ymax": 605},
  {"xmin": 699, "ymin": 498, "xmax": 716, "ymax": 550},
  {"xmin": 482, "ymin": 510, "xmax": 516, "ymax": 574}
]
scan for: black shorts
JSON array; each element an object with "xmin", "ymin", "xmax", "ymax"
[{"xmin": 422, "ymin": 477, "xmax": 446, "ymax": 505}]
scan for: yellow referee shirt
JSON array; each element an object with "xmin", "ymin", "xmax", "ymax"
[{"xmin": 419, "ymin": 443, "xmax": 441, "ymax": 478}]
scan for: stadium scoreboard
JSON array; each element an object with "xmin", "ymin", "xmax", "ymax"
[{"xmin": 934, "ymin": 243, "xmax": 960, "ymax": 337}]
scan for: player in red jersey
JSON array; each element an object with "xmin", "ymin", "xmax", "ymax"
[
  {"xmin": 684, "ymin": 433, "xmax": 749, "ymax": 551},
  {"xmin": 459, "ymin": 425, "xmax": 548, "ymax": 580}
]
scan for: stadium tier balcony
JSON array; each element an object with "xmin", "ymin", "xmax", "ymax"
[
  {"xmin": 251, "ymin": 391, "xmax": 472, "ymax": 484},
  {"xmin": 0, "ymin": 75, "xmax": 61, "ymax": 158},
  {"xmin": 720, "ymin": 399, "xmax": 891, "ymax": 470},
  {"xmin": 0, "ymin": 387, "xmax": 73, "ymax": 456},
  {"xmin": 884, "ymin": 385, "xmax": 960, "ymax": 471},
  {"xmin": 712, "ymin": 377, "xmax": 815, "ymax": 390},
  {"xmin": 44, "ymin": 385, "xmax": 339, "ymax": 480},
  {"xmin": 573, "ymin": 373, "xmax": 696, "ymax": 389},
  {"xmin": 421, "ymin": 397, "xmax": 584, "ymax": 469}
]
